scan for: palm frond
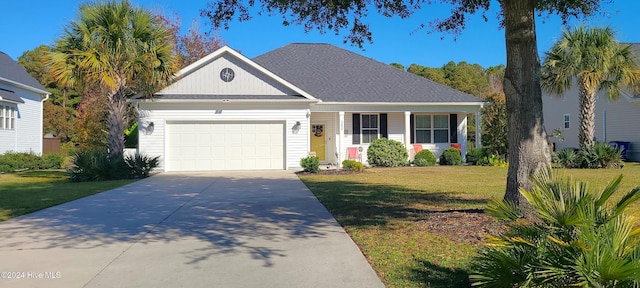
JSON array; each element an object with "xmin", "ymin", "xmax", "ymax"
[
  {"xmin": 595, "ymin": 174, "xmax": 623, "ymax": 207},
  {"xmin": 613, "ymin": 187, "xmax": 640, "ymax": 218}
]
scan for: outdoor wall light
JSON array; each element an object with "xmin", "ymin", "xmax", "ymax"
[
  {"xmin": 142, "ymin": 121, "xmax": 155, "ymax": 135},
  {"xmin": 292, "ymin": 121, "xmax": 301, "ymax": 134}
]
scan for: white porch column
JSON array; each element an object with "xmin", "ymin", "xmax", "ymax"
[
  {"xmin": 404, "ymin": 111, "xmax": 411, "ymax": 151},
  {"xmin": 475, "ymin": 110, "xmax": 482, "ymax": 149},
  {"xmin": 338, "ymin": 111, "xmax": 345, "ymax": 167},
  {"xmin": 459, "ymin": 113, "xmax": 468, "ymax": 162}
]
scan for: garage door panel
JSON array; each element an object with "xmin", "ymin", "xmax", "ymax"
[
  {"xmin": 167, "ymin": 122, "xmax": 284, "ymax": 171},
  {"xmin": 195, "ymin": 146, "xmax": 212, "ymax": 158}
]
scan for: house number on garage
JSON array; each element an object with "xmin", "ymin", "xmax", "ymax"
[{"xmin": 220, "ymin": 68, "xmax": 235, "ymax": 82}]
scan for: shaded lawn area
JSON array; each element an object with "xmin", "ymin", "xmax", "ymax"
[
  {"xmin": 299, "ymin": 164, "xmax": 640, "ymax": 288},
  {"xmin": 0, "ymin": 170, "xmax": 135, "ymax": 221}
]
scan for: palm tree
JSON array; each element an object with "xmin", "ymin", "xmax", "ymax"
[
  {"xmin": 541, "ymin": 26, "xmax": 640, "ymax": 150},
  {"xmin": 471, "ymin": 167, "xmax": 640, "ymax": 287},
  {"xmin": 48, "ymin": 0, "xmax": 175, "ymax": 159}
]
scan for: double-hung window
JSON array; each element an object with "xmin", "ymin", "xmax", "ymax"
[
  {"xmin": 1, "ymin": 105, "xmax": 16, "ymax": 130},
  {"xmin": 433, "ymin": 115, "xmax": 449, "ymax": 143},
  {"xmin": 414, "ymin": 114, "xmax": 449, "ymax": 143},
  {"xmin": 0, "ymin": 105, "xmax": 4, "ymax": 129},
  {"xmin": 10, "ymin": 107, "xmax": 15, "ymax": 129},
  {"xmin": 415, "ymin": 115, "xmax": 431, "ymax": 143},
  {"xmin": 361, "ymin": 114, "xmax": 379, "ymax": 143},
  {"xmin": 563, "ymin": 114, "xmax": 570, "ymax": 129}
]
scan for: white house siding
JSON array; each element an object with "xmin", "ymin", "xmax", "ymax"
[
  {"xmin": 598, "ymin": 100, "xmax": 640, "ymax": 161},
  {"xmin": 387, "ymin": 112, "xmax": 405, "ymax": 144},
  {"xmin": 543, "ymin": 88, "xmax": 640, "ymax": 161},
  {"xmin": 0, "ymin": 83, "xmax": 43, "ymax": 154},
  {"xmin": 137, "ymin": 102, "xmax": 309, "ymax": 171},
  {"xmin": 0, "ymin": 115, "xmax": 17, "ymax": 153},
  {"xmin": 159, "ymin": 54, "xmax": 296, "ymax": 96},
  {"xmin": 542, "ymin": 92, "xmax": 581, "ymax": 151}
]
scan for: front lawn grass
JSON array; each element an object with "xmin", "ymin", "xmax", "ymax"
[
  {"xmin": 299, "ymin": 164, "xmax": 640, "ymax": 288},
  {"xmin": 0, "ymin": 170, "xmax": 135, "ymax": 221}
]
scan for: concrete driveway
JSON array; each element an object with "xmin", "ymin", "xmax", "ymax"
[{"xmin": 0, "ymin": 171, "xmax": 384, "ymax": 288}]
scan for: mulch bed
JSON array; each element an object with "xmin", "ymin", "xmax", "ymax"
[
  {"xmin": 296, "ymin": 169, "xmax": 361, "ymax": 176},
  {"xmin": 417, "ymin": 210, "xmax": 507, "ymax": 245}
]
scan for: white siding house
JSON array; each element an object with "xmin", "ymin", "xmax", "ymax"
[
  {"xmin": 543, "ymin": 86, "xmax": 640, "ymax": 161},
  {"xmin": 136, "ymin": 44, "xmax": 485, "ymax": 172},
  {"xmin": 542, "ymin": 43, "xmax": 640, "ymax": 161},
  {"xmin": 0, "ymin": 52, "xmax": 49, "ymax": 155}
]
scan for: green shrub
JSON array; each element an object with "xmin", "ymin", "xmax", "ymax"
[
  {"xmin": 366, "ymin": 138, "xmax": 408, "ymax": 167},
  {"xmin": 40, "ymin": 153, "xmax": 65, "ymax": 169},
  {"xmin": 471, "ymin": 167, "xmax": 640, "ymax": 287},
  {"xmin": 413, "ymin": 150, "xmax": 436, "ymax": 166},
  {"xmin": 68, "ymin": 150, "xmax": 129, "ymax": 182},
  {"xmin": 466, "ymin": 148, "xmax": 488, "ymax": 165},
  {"xmin": 125, "ymin": 153, "xmax": 159, "ymax": 178},
  {"xmin": 578, "ymin": 142, "xmax": 623, "ymax": 169},
  {"xmin": 0, "ymin": 152, "xmax": 65, "ymax": 172},
  {"xmin": 341, "ymin": 159, "xmax": 364, "ymax": 172},
  {"xmin": 554, "ymin": 148, "xmax": 579, "ymax": 168},
  {"xmin": 485, "ymin": 154, "xmax": 508, "ymax": 167},
  {"xmin": 554, "ymin": 143, "xmax": 623, "ymax": 169},
  {"xmin": 439, "ymin": 148, "xmax": 461, "ymax": 165},
  {"xmin": 300, "ymin": 156, "xmax": 320, "ymax": 173},
  {"xmin": 0, "ymin": 152, "xmax": 40, "ymax": 172},
  {"xmin": 0, "ymin": 164, "xmax": 11, "ymax": 173}
]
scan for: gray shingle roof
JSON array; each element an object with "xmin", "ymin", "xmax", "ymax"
[
  {"xmin": 253, "ymin": 43, "xmax": 483, "ymax": 103},
  {"xmin": 0, "ymin": 51, "xmax": 47, "ymax": 92},
  {"xmin": 154, "ymin": 94, "xmax": 307, "ymax": 100},
  {"xmin": 0, "ymin": 88, "xmax": 25, "ymax": 103}
]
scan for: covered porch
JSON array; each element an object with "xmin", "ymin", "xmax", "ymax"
[{"xmin": 307, "ymin": 104, "xmax": 483, "ymax": 166}]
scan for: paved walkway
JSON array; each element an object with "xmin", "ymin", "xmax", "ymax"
[{"xmin": 0, "ymin": 171, "xmax": 384, "ymax": 288}]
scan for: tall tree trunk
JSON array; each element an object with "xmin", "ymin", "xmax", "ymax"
[
  {"xmin": 501, "ymin": 0, "xmax": 552, "ymax": 217},
  {"xmin": 578, "ymin": 80, "xmax": 597, "ymax": 149},
  {"xmin": 107, "ymin": 88, "xmax": 127, "ymax": 160}
]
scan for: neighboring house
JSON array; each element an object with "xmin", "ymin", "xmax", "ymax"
[
  {"xmin": 543, "ymin": 43, "xmax": 640, "ymax": 161},
  {"xmin": 0, "ymin": 52, "xmax": 49, "ymax": 155},
  {"xmin": 135, "ymin": 44, "xmax": 485, "ymax": 171}
]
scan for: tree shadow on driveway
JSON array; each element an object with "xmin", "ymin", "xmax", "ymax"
[{"xmin": 0, "ymin": 172, "xmax": 340, "ymax": 268}]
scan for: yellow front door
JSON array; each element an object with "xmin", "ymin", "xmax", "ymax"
[{"xmin": 310, "ymin": 124, "xmax": 326, "ymax": 161}]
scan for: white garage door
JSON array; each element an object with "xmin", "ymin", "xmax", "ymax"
[{"xmin": 166, "ymin": 122, "xmax": 285, "ymax": 171}]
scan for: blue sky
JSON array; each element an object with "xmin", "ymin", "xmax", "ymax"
[{"xmin": 1, "ymin": 1, "xmax": 638, "ymax": 68}]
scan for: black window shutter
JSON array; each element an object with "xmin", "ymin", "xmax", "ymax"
[
  {"xmin": 449, "ymin": 114, "xmax": 458, "ymax": 143},
  {"xmin": 380, "ymin": 114, "xmax": 388, "ymax": 139},
  {"xmin": 410, "ymin": 114, "xmax": 415, "ymax": 144},
  {"xmin": 352, "ymin": 113, "xmax": 360, "ymax": 144}
]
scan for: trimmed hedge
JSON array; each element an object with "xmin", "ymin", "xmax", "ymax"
[
  {"xmin": 366, "ymin": 138, "xmax": 408, "ymax": 167},
  {"xmin": 439, "ymin": 148, "xmax": 462, "ymax": 165},
  {"xmin": 466, "ymin": 148, "xmax": 488, "ymax": 165},
  {"xmin": 414, "ymin": 150, "xmax": 437, "ymax": 166},
  {"xmin": 0, "ymin": 152, "xmax": 64, "ymax": 173},
  {"xmin": 342, "ymin": 159, "xmax": 364, "ymax": 172}
]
